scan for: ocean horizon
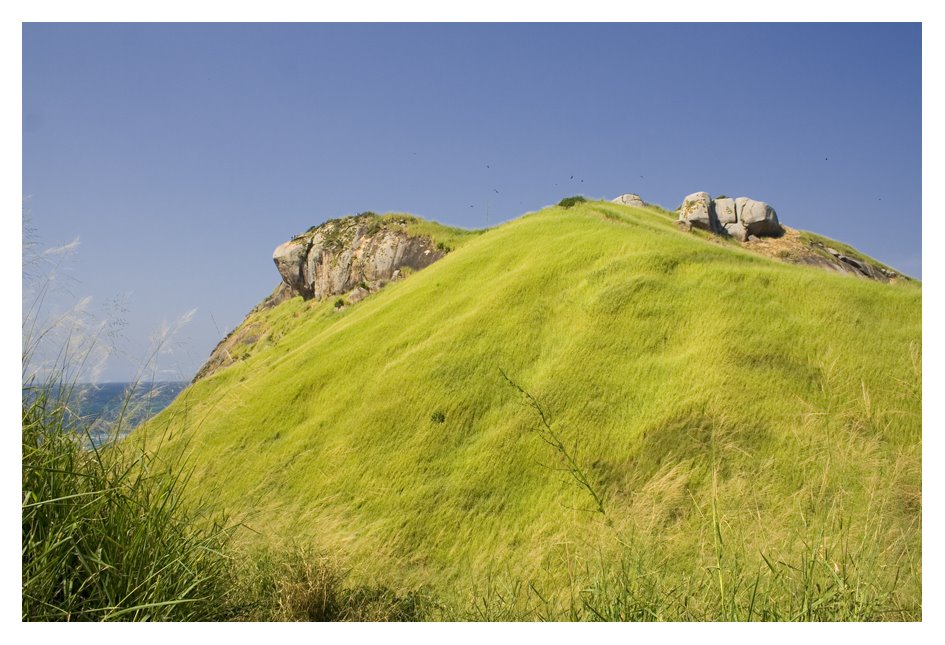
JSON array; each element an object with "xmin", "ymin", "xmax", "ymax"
[{"xmin": 29, "ymin": 381, "xmax": 189, "ymax": 445}]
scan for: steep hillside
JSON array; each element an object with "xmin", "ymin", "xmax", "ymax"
[
  {"xmin": 140, "ymin": 199, "xmax": 921, "ymax": 617},
  {"xmin": 194, "ymin": 213, "xmax": 482, "ymax": 380}
]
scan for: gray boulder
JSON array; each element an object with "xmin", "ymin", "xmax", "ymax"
[
  {"xmin": 724, "ymin": 221, "xmax": 748, "ymax": 242},
  {"xmin": 611, "ymin": 193, "xmax": 647, "ymax": 207},
  {"xmin": 736, "ymin": 198, "xmax": 783, "ymax": 237},
  {"xmin": 714, "ymin": 197, "xmax": 737, "ymax": 224},
  {"xmin": 679, "ymin": 192, "xmax": 716, "ymax": 231}
]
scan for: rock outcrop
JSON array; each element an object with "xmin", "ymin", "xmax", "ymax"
[
  {"xmin": 272, "ymin": 214, "xmax": 446, "ymax": 301},
  {"xmin": 193, "ymin": 214, "xmax": 449, "ymax": 382},
  {"xmin": 677, "ymin": 192, "xmax": 784, "ymax": 241},
  {"xmin": 736, "ymin": 198, "xmax": 782, "ymax": 239},
  {"xmin": 669, "ymin": 191, "xmax": 902, "ymax": 281},
  {"xmin": 678, "ymin": 192, "xmax": 716, "ymax": 231},
  {"xmin": 611, "ymin": 193, "xmax": 648, "ymax": 207},
  {"xmin": 813, "ymin": 242, "xmax": 900, "ymax": 281},
  {"xmin": 714, "ymin": 197, "xmax": 737, "ymax": 224}
]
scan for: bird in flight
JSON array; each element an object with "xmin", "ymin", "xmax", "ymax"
[{"xmin": 493, "ymin": 189, "xmax": 500, "ymax": 194}]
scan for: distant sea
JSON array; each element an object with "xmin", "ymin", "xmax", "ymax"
[{"xmin": 43, "ymin": 381, "xmax": 188, "ymax": 446}]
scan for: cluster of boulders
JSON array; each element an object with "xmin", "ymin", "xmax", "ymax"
[
  {"xmin": 677, "ymin": 192, "xmax": 784, "ymax": 241},
  {"xmin": 272, "ymin": 215, "xmax": 445, "ymax": 302}
]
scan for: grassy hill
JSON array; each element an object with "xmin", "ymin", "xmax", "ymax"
[{"xmin": 140, "ymin": 199, "xmax": 921, "ymax": 619}]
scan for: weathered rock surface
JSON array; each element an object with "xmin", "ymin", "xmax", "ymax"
[
  {"xmin": 677, "ymin": 191, "xmax": 784, "ymax": 240},
  {"xmin": 821, "ymin": 245, "xmax": 897, "ymax": 281},
  {"xmin": 736, "ymin": 198, "xmax": 783, "ymax": 237},
  {"xmin": 611, "ymin": 193, "xmax": 648, "ymax": 207},
  {"xmin": 670, "ymin": 190, "xmax": 903, "ymax": 282},
  {"xmin": 714, "ymin": 197, "xmax": 737, "ymax": 224},
  {"xmin": 678, "ymin": 192, "xmax": 716, "ymax": 231},
  {"xmin": 273, "ymin": 215, "xmax": 446, "ymax": 301},
  {"xmin": 193, "ymin": 214, "xmax": 450, "ymax": 382},
  {"xmin": 725, "ymin": 221, "xmax": 748, "ymax": 242}
]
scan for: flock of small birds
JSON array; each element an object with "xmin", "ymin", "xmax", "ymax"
[
  {"xmin": 415, "ymin": 153, "xmax": 886, "ymax": 212},
  {"xmin": 466, "ymin": 162, "xmax": 596, "ymax": 209}
]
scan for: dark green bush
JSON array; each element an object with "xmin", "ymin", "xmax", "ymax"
[
  {"xmin": 558, "ymin": 196, "xmax": 587, "ymax": 209},
  {"xmin": 430, "ymin": 410, "xmax": 446, "ymax": 424}
]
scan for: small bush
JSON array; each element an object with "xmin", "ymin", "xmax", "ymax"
[
  {"xmin": 334, "ymin": 298, "xmax": 345, "ymax": 309},
  {"xmin": 430, "ymin": 410, "xmax": 446, "ymax": 424},
  {"xmin": 364, "ymin": 218, "xmax": 383, "ymax": 236},
  {"xmin": 558, "ymin": 196, "xmax": 587, "ymax": 209}
]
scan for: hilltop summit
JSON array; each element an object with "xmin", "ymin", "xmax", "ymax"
[{"xmin": 157, "ymin": 197, "xmax": 919, "ymax": 610}]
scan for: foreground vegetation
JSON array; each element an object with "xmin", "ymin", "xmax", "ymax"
[
  {"xmin": 22, "ymin": 381, "xmax": 229, "ymax": 620},
  {"xmin": 22, "ymin": 375, "xmax": 918, "ymax": 621},
  {"xmin": 120, "ymin": 200, "xmax": 920, "ymax": 619},
  {"xmin": 22, "ymin": 379, "xmax": 429, "ymax": 621}
]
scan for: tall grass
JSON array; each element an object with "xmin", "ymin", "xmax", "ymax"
[
  {"xmin": 21, "ymin": 382, "xmax": 235, "ymax": 620},
  {"xmin": 446, "ymin": 512, "xmax": 917, "ymax": 621},
  {"xmin": 21, "ymin": 388, "xmax": 423, "ymax": 621},
  {"xmin": 21, "ymin": 224, "xmax": 235, "ymax": 619}
]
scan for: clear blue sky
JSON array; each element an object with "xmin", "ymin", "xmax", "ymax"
[{"xmin": 22, "ymin": 23, "xmax": 922, "ymax": 382}]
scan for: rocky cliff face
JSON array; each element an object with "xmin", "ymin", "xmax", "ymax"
[
  {"xmin": 192, "ymin": 214, "xmax": 450, "ymax": 382},
  {"xmin": 273, "ymin": 214, "xmax": 446, "ymax": 302}
]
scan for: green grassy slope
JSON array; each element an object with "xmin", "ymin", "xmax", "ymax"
[{"xmin": 143, "ymin": 200, "xmax": 921, "ymax": 617}]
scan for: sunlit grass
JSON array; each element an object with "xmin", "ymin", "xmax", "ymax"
[{"xmin": 142, "ymin": 201, "xmax": 921, "ymax": 620}]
